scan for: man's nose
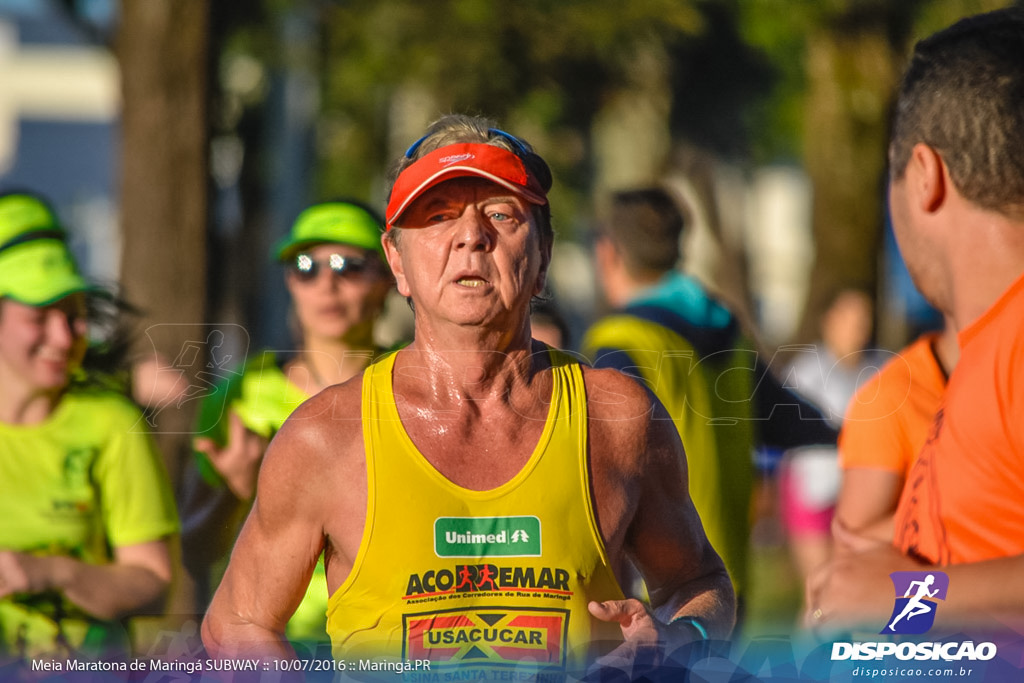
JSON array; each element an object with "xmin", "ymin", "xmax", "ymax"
[{"xmin": 453, "ymin": 208, "xmax": 494, "ymax": 251}]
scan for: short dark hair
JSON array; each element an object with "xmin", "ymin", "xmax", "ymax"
[
  {"xmin": 889, "ymin": 8, "xmax": 1024, "ymax": 217},
  {"xmin": 601, "ymin": 187, "xmax": 685, "ymax": 276}
]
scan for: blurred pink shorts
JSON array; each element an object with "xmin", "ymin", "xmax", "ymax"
[{"xmin": 779, "ymin": 448, "xmax": 838, "ymax": 536}]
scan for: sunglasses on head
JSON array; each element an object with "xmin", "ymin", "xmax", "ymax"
[
  {"xmin": 289, "ymin": 253, "xmax": 374, "ymax": 282},
  {"xmin": 403, "ymin": 127, "xmax": 533, "ymax": 159}
]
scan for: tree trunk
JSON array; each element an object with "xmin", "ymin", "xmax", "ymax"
[
  {"xmin": 116, "ymin": 0, "xmax": 211, "ymax": 642},
  {"xmin": 590, "ymin": 44, "xmax": 672, "ymax": 200},
  {"xmin": 117, "ymin": 0, "xmax": 210, "ymax": 482},
  {"xmin": 796, "ymin": 11, "xmax": 899, "ymax": 344}
]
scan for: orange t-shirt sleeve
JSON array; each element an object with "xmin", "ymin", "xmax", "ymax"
[
  {"xmin": 838, "ymin": 372, "xmax": 911, "ymax": 473},
  {"xmin": 838, "ymin": 336, "xmax": 937, "ymax": 475}
]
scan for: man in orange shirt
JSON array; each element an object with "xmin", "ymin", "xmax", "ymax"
[
  {"xmin": 834, "ymin": 317, "xmax": 957, "ymax": 544},
  {"xmin": 808, "ymin": 7, "xmax": 1024, "ymax": 632}
]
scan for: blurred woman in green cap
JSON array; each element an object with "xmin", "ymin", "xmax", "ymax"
[
  {"xmin": 0, "ymin": 191, "xmax": 178, "ymax": 659},
  {"xmin": 180, "ymin": 199, "xmax": 393, "ymax": 652}
]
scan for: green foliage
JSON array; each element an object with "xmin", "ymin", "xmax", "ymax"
[
  {"xmin": 314, "ymin": 0, "xmax": 775, "ymax": 216},
  {"xmin": 212, "ymin": 0, "xmax": 1016, "ymax": 242},
  {"xmin": 735, "ymin": 0, "xmax": 813, "ymax": 163},
  {"xmin": 667, "ymin": 1, "xmax": 778, "ymax": 159}
]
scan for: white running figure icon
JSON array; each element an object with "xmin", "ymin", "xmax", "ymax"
[{"xmin": 888, "ymin": 574, "xmax": 939, "ymax": 631}]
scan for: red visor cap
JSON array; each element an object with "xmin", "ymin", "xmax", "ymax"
[{"xmin": 385, "ymin": 143, "xmax": 548, "ymax": 229}]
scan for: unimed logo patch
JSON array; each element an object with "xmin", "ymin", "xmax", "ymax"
[
  {"xmin": 435, "ymin": 516, "xmax": 541, "ymax": 557},
  {"xmin": 403, "ymin": 607, "xmax": 568, "ymax": 669},
  {"xmin": 882, "ymin": 571, "xmax": 949, "ymax": 635}
]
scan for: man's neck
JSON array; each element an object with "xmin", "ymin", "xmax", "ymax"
[
  {"xmin": 948, "ymin": 212, "xmax": 1024, "ymax": 329},
  {"xmin": 396, "ymin": 322, "xmax": 541, "ymax": 406},
  {"xmin": 931, "ymin": 317, "xmax": 960, "ymax": 377}
]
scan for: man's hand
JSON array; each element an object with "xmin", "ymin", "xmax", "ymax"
[
  {"xmin": 589, "ymin": 599, "xmax": 660, "ymax": 646},
  {"xmin": 587, "ymin": 599, "xmax": 706, "ymax": 677},
  {"xmin": 193, "ymin": 412, "xmax": 268, "ymax": 500},
  {"xmin": 806, "ymin": 522, "xmax": 923, "ymax": 635}
]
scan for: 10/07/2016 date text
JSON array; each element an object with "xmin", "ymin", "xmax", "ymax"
[{"xmin": 272, "ymin": 658, "xmax": 432, "ymax": 674}]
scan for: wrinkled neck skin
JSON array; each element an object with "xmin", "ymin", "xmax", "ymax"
[{"xmin": 396, "ymin": 310, "xmax": 547, "ymax": 410}]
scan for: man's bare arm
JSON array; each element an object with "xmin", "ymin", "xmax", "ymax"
[
  {"xmin": 834, "ymin": 468, "xmax": 904, "ymax": 547},
  {"xmin": 586, "ymin": 369, "xmax": 736, "ymax": 645},
  {"xmin": 625, "ymin": 391, "xmax": 735, "ymax": 638},
  {"xmin": 201, "ymin": 387, "xmax": 356, "ymax": 658},
  {"xmin": 808, "ymin": 524, "xmax": 1024, "ymax": 633}
]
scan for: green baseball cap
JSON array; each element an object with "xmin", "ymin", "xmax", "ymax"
[
  {"xmin": 273, "ymin": 201, "xmax": 385, "ymax": 261},
  {"xmin": 0, "ymin": 193, "xmax": 90, "ymax": 306}
]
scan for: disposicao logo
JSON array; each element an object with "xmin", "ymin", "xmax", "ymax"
[
  {"xmin": 831, "ymin": 571, "xmax": 998, "ymax": 663},
  {"xmin": 434, "ymin": 516, "xmax": 541, "ymax": 558},
  {"xmin": 882, "ymin": 571, "xmax": 948, "ymax": 635}
]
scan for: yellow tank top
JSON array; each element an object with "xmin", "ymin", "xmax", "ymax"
[{"xmin": 326, "ymin": 349, "xmax": 625, "ymax": 676}]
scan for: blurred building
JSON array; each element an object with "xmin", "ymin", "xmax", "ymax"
[{"xmin": 0, "ymin": 0, "xmax": 118, "ymax": 284}]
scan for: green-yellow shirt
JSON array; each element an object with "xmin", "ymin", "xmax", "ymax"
[{"xmin": 0, "ymin": 390, "xmax": 179, "ymax": 658}]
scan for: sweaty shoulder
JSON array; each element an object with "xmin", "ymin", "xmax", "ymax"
[
  {"xmin": 273, "ymin": 374, "xmax": 364, "ymax": 463},
  {"xmin": 581, "ymin": 364, "xmax": 656, "ymax": 423},
  {"xmin": 256, "ymin": 372, "xmax": 367, "ymax": 504},
  {"xmin": 580, "ymin": 364, "xmax": 675, "ymax": 474}
]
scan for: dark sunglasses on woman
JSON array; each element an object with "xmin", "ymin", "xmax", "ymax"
[{"xmin": 289, "ymin": 253, "xmax": 375, "ymax": 282}]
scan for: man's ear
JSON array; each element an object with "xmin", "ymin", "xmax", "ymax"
[
  {"xmin": 909, "ymin": 143, "xmax": 948, "ymax": 214},
  {"xmin": 382, "ymin": 232, "xmax": 411, "ymax": 298}
]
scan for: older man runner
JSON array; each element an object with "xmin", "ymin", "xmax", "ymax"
[{"xmin": 202, "ymin": 115, "xmax": 734, "ymax": 676}]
